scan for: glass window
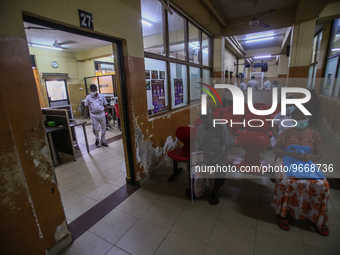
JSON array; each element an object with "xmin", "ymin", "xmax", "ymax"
[
  {"xmin": 202, "ymin": 69, "xmax": 210, "ymax": 84},
  {"xmin": 170, "ymin": 63, "xmax": 188, "ymax": 109},
  {"xmin": 311, "ymin": 36, "xmax": 317, "ymax": 64},
  {"xmin": 190, "ymin": 66, "xmax": 201, "ymax": 102},
  {"xmin": 307, "ymin": 65, "xmax": 314, "ymax": 89},
  {"xmin": 168, "ymin": 11, "xmax": 186, "ymax": 60},
  {"xmin": 145, "ymin": 58, "xmax": 168, "ymax": 115},
  {"xmin": 315, "ymin": 31, "xmax": 322, "ymax": 62},
  {"xmin": 202, "ymin": 32, "xmax": 210, "ymax": 66},
  {"xmin": 322, "ymin": 56, "xmax": 338, "ymax": 96},
  {"xmin": 312, "ymin": 65, "xmax": 317, "ymax": 89},
  {"xmin": 141, "ymin": 0, "xmax": 165, "ymax": 55},
  {"xmin": 188, "ymin": 22, "xmax": 200, "ymax": 64},
  {"xmin": 329, "ymin": 18, "xmax": 340, "ymax": 57},
  {"xmin": 333, "ymin": 63, "xmax": 340, "ymax": 97}
]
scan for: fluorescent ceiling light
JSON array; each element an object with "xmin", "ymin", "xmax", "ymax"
[
  {"xmin": 332, "ymin": 48, "xmax": 340, "ymax": 51},
  {"xmin": 253, "ymin": 55, "xmax": 272, "ymax": 59},
  {"xmin": 141, "ymin": 18, "xmax": 153, "ymax": 27},
  {"xmin": 30, "ymin": 43, "xmax": 62, "ymax": 51},
  {"xmin": 245, "ymin": 36, "xmax": 274, "ymax": 43}
]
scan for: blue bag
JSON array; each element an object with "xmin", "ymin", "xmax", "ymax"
[{"xmin": 282, "ymin": 145, "xmax": 326, "ymax": 179}]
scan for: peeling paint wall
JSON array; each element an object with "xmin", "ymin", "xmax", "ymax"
[
  {"xmin": 134, "ymin": 122, "xmax": 177, "ymax": 179},
  {"xmin": 0, "ymin": 35, "xmax": 71, "ymax": 254}
]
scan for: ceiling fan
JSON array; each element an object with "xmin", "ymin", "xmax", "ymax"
[
  {"xmin": 25, "ymin": 25, "xmax": 78, "ymax": 49},
  {"xmin": 52, "ymin": 40, "xmax": 78, "ymax": 49},
  {"xmin": 226, "ymin": 0, "xmax": 275, "ymax": 28}
]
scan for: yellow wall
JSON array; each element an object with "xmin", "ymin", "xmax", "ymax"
[{"xmin": 29, "ymin": 47, "xmax": 98, "ymax": 116}]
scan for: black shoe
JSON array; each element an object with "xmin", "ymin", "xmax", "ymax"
[
  {"xmin": 101, "ymin": 142, "xmax": 108, "ymax": 147},
  {"xmin": 95, "ymin": 140, "xmax": 99, "ymax": 146},
  {"xmin": 209, "ymin": 195, "xmax": 219, "ymax": 205}
]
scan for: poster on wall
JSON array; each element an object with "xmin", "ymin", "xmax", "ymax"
[
  {"xmin": 152, "ymin": 70, "xmax": 158, "ymax": 79},
  {"xmin": 159, "ymin": 71, "xmax": 166, "ymax": 79},
  {"xmin": 146, "ymin": 80, "xmax": 151, "ymax": 90},
  {"xmin": 151, "ymin": 80, "xmax": 165, "ymax": 114},
  {"xmin": 145, "ymin": 70, "xmax": 150, "ymax": 79},
  {"xmin": 325, "ymin": 73, "xmax": 333, "ymax": 93},
  {"xmin": 174, "ymin": 79, "xmax": 183, "ymax": 106}
]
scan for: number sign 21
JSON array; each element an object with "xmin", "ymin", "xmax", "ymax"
[{"xmin": 78, "ymin": 9, "xmax": 94, "ymax": 30}]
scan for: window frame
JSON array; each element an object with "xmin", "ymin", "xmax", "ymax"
[
  {"xmin": 141, "ymin": 0, "xmax": 213, "ymax": 117},
  {"xmin": 308, "ymin": 31, "xmax": 322, "ymax": 90},
  {"xmin": 322, "ymin": 19, "xmax": 340, "ymax": 98}
]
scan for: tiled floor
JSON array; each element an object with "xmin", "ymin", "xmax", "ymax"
[{"xmin": 56, "ymin": 122, "xmax": 340, "ymax": 255}]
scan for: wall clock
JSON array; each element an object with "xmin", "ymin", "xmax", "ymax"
[{"xmin": 51, "ymin": 61, "xmax": 59, "ymax": 68}]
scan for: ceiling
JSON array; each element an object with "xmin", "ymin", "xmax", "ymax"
[
  {"xmin": 209, "ymin": 0, "xmax": 299, "ymax": 23},
  {"xmin": 24, "ymin": 0, "xmax": 332, "ymax": 60},
  {"xmin": 24, "ymin": 22, "xmax": 112, "ymax": 53},
  {"xmin": 234, "ymin": 27, "xmax": 288, "ymax": 51}
]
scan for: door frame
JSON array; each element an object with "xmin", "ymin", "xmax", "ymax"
[{"xmin": 23, "ymin": 14, "xmax": 136, "ymax": 185}]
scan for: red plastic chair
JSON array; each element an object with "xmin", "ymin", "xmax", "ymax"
[
  {"xmin": 233, "ymin": 131, "xmax": 270, "ymax": 170},
  {"xmin": 245, "ymin": 113, "xmax": 269, "ymax": 133},
  {"xmin": 252, "ymin": 103, "xmax": 267, "ymax": 109},
  {"xmin": 213, "ymin": 112, "xmax": 220, "ymax": 119},
  {"xmin": 222, "ymin": 113, "xmax": 241, "ymax": 136},
  {"xmin": 114, "ymin": 103, "xmax": 121, "ymax": 131},
  {"xmin": 168, "ymin": 126, "xmax": 197, "ymax": 182},
  {"xmin": 213, "ymin": 107, "xmax": 229, "ymax": 118}
]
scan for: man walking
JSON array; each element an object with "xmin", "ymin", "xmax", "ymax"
[{"xmin": 84, "ymin": 84, "xmax": 111, "ymax": 147}]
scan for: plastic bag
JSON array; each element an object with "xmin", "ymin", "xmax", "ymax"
[{"xmin": 282, "ymin": 145, "xmax": 326, "ymax": 179}]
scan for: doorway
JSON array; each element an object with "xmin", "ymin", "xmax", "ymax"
[{"xmin": 23, "ymin": 15, "xmax": 135, "ymax": 223}]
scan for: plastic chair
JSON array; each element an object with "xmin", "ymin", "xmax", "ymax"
[
  {"xmin": 233, "ymin": 131, "xmax": 270, "ymax": 170},
  {"xmin": 222, "ymin": 113, "xmax": 241, "ymax": 136},
  {"xmin": 168, "ymin": 126, "xmax": 197, "ymax": 182},
  {"xmin": 213, "ymin": 112, "xmax": 220, "ymax": 119},
  {"xmin": 114, "ymin": 103, "xmax": 121, "ymax": 131},
  {"xmin": 245, "ymin": 113, "xmax": 269, "ymax": 133},
  {"xmin": 252, "ymin": 103, "xmax": 267, "ymax": 109},
  {"xmin": 213, "ymin": 107, "xmax": 229, "ymax": 118}
]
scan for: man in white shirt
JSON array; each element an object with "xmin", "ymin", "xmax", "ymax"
[
  {"xmin": 247, "ymin": 76, "xmax": 260, "ymax": 90},
  {"xmin": 239, "ymin": 78, "xmax": 247, "ymax": 91},
  {"xmin": 84, "ymin": 84, "xmax": 111, "ymax": 147},
  {"xmin": 263, "ymin": 77, "xmax": 272, "ymax": 90}
]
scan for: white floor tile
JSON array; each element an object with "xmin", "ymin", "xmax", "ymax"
[
  {"xmin": 116, "ymin": 220, "xmax": 168, "ymax": 255},
  {"xmin": 59, "ymin": 231, "xmax": 112, "ymax": 255},
  {"xmin": 171, "ymin": 209, "xmax": 216, "ymax": 244},
  {"xmin": 89, "ymin": 209, "xmax": 138, "ymax": 244},
  {"xmin": 141, "ymin": 200, "xmax": 184, "ymax": 230},
  {"xmin": 155, "ymin": 232, "xmax": 206, "ymax": 255}
]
